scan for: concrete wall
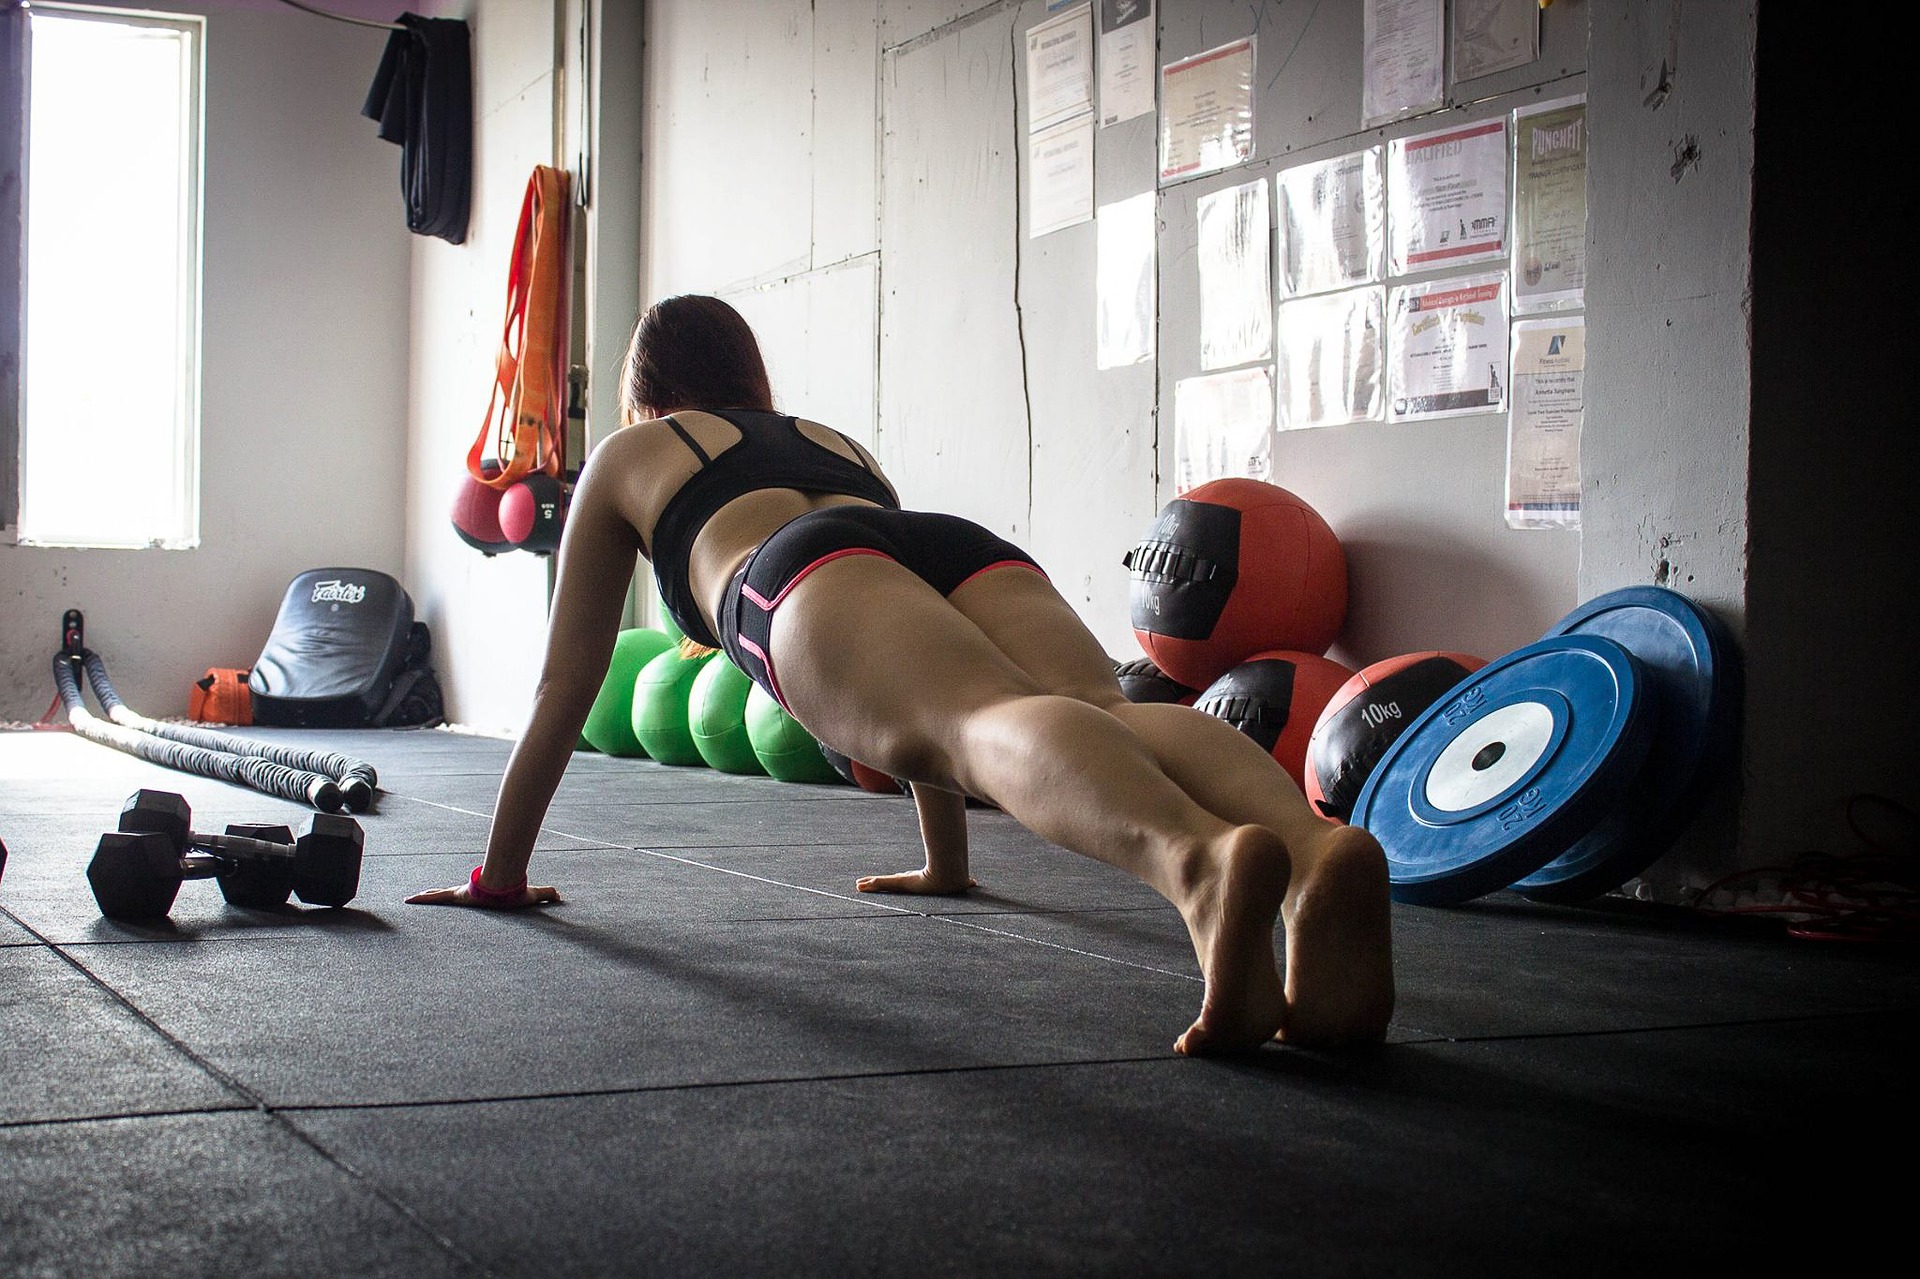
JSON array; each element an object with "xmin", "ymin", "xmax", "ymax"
[
  {"xmin": 1742, "ymin": 15, "xmax": 1917, "ymax": 872},
  {"xmin": 398, "ymin": 0, "xmax": 563, "ymax": 736},
  {"xmin": 1, "ymin": 0, "xmax": 411, "ymax": 722},
  {"xmin": 20, "ymin": 2, "xmax": 1908, "ymax": 901},
  {"xmin": 627, "ymin": 0, "xmax": 1793, "ymax": 899},
  {"xmin": 636, "ymin": 0, "xmax": 1588, "ymax": 669}
]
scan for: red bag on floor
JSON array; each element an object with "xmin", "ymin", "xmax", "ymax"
[{"xmin": 189, "ymin": 668, "xmax": 253, "ymax": 725}]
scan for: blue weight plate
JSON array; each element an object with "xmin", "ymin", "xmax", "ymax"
[
  {"xmin": 1512, "ymin": 586, "xmax": 1741, "ymax": 903},
  {"xmin": 1351, "ymin": 634, "xmax": 1658, "ymax": 907}
]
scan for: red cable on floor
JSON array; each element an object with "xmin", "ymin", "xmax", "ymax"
[{"xmin": 1691, "ymin": 795, "xmax": 1920, "ymax": 943}]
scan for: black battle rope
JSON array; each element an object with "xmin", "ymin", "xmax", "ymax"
[
  {"xmin": 77, "ymin": 649, "xmax": 378, "ymax": 811},
  {"xmin": 53, "ymin": 654, "xmax": 343, "ymax": 811}
]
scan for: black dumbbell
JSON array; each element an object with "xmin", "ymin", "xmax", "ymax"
[{"xmin": 87, "ymin": 789, "xmax": 364, "ymax": 920}]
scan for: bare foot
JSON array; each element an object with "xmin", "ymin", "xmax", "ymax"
[
  {"xmin": 857, "ymin": 868, "xmax": 977, "ymax": 895},
  {"xmin": 1279, "ymin": 823, "xmax": 1395, "ymax": 1048},
  {"xmin": 1173, "ymin": 825, "xmax": 1290, "ymax": 1056}
]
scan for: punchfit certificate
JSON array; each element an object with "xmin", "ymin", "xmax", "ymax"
[
  {"xmin": 1512, "ymin": 96, "xmax": 1588, "ymax": 313},
  {"xmin": 1388, "ymin": 273, "xmax": 1509, "ymax": 422}
]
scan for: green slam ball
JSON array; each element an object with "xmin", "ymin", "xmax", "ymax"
[
  {"xmin": 580, "ymin": 628, "xmax": 674, "ymax": 756},
  {"xmin": 632, "ymin": 645, "xmax": 715, "ymax": 766},
  {"xmin": 744, "ymin": 684, "xmax": 843, "ymax": 784},
  {"xmin": 689, "ymin": 658, "xmax": 765, "ymax": 775},
  {"xmin": 654, "ymin": 588, "xmax": 685, "ymax": 644}
]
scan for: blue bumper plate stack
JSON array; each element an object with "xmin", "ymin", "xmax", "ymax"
[
  {"xmin": 1352, "ymin": 634, "xmax": 1659, "ymax": 906},
  {"xmin": 1510, "ymin": 586, "xmax": 1740, "ymax": 903}
]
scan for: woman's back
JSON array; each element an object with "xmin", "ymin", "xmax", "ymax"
[{"xmin": 602, "ymin": 408, "xmax": 898, "ymax": 648}]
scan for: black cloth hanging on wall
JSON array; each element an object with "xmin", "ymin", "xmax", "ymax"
[{"xmin": 361, "ymin": 13, "xmax": 472, "ymax": 245}]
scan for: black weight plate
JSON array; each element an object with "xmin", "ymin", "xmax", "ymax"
[
  {"xmin": 1351, "ymin": 635, "xmax": 1657, "ymax": 906},
  {"xmin": 1512, "ymin": 586, "xmax": 1740, "ymax": 902}
]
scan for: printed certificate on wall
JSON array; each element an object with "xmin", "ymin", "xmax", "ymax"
[
  {"xmin": 1275, "ymin": 148, "xmax": 1385, "ymax": 298},
  {"xmin": 1363, "ymin": 0, "xmax": 1444, "ymax": 127},
  {"xmin": 1158, "ymin": 37, "xmax": 1255, "ymax": 183},
  {"xmin": 1096, "ymin": 192, "xmax": 1157, "ymax": 369},
  {"xmin": 1387, "ymin": 118, "xmax": 1509, "ymax": 275},
  {"xmin": 1388, "ymin": 273, "xmax": 1509, "ymax": 422},
  {"xmin": 1197, "ymin": 178, "xmax": 1273, "ymax": 370},
  {"xmin": 1452, "ymin": 0, "xmax": 1538, "ymax": 82},
  {"xmin": 1174, "ymin": 366, "xmax": 1274, "ymax": 493},
  {"xmin": 1098, "ymin": 0, "xmax": 1155, "ymax": 126},
  {"xmin": 1512, "ymin": 95, "xmax": 1588, "ymax": 314},
  {"xmin": 1029, "ymin": 113, "xmax": 1094, "ymax": 238},
  {"xmin": 1276, "ymin": 287, "xmax": 1386, "ymax": 430},
  {"xmin": 1027, "ymin": 5, "xmax": 1095, "ymax": 132},
  {"xmin": 1507, "ymin": 317, "xmax": 1584, "ymax": 528}
]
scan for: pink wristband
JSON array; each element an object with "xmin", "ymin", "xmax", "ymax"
[{"xmin": 467, "ymin": 865, "xmax": 528, "ymax": 905}]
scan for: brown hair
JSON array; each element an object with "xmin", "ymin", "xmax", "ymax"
[{"xmin": 622, "ymin": 294, "xmax": 775, "ymax": 422}]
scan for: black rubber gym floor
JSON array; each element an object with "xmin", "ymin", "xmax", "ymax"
[{"xmin": 3, "ymin": 727, "xmax": 1915, "ymax": 1276}]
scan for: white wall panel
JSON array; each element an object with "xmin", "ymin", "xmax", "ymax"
[
  {"xmin": 812, "ymin": 0, "xmax": 881, "ymax": 267},
  {"xmin": 642, "ymin": 0, "xmax": 815, "ymax": 297},
  {"xmin": 725, "ymin": 259, "xmax": 880, "ymax": 450},
  {"xmin": 404, "ymin": 0, "xmax": 563, "ymax": 735},
  {"xmin": 877, "ymin": 10, "xmax": 1030, "ymax": 535}
]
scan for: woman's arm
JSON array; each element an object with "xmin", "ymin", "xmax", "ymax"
[
  {"xmin": 407, "ymin": 437, "xmax": 648, "ymax": 908},
  {"xmin": 855, "ymin": 783, "xmax": 975, "ymax": 896}
]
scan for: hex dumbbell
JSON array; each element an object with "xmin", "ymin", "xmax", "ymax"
[{"xmin": 87, "ymin": 789, "xmax": 364, "ymax": 921}]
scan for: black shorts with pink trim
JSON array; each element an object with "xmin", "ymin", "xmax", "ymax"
[{"xmin": 717, "ymin": 506, "xmax": 1046, "ymax": 712}]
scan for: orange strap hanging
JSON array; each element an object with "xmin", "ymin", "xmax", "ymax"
[{"xmin": 468, "ymin": 165, "xmax": 572, "ymax": 490}]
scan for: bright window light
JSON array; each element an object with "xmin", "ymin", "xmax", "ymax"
[{"xmin": 19, "ymin": 5, "xmax": 203, "ymax": 549}]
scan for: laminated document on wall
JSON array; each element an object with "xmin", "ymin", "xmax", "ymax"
[
  {"xmin": 1452, "ymin": 0, "xmax": 1539, "ymax": 82},
  {"xmin": 1363, "ymin": 0, "xmax": 1443, "ymax": 127},
  {"xmin": 1388, "ymin": 273, "xmax": 1509, "ymax": 422},
  {"xmin": 1158, "ymin": 37, "xmax": 1254, "ymax": 183},
  {"xmin": 1506, "ymin": 317, "xmax": 1584, "ymax": 529},
  {"xmin": 1174, "ymin": 367, "xmax": 1273, "ymax": 493},
  {"xmin": 1512, "ymin": 95, "xmax": 1588, "ymax": 314},
  {"xmin": 1096, "ymin": 192, "xmax": 1156, "ymax": 369},
  {"xmin": 1099, "ymin": 0, "xmax": 1154, "ymax": 126},
  {"xmin": 1277, "ymin": 287, "xmax": 1386, "ymax": 431},
  {"xmin": 1387, "ymin": 117, "xmax": 1509, "ymax": 276},
  {"xmin": 1029, "ymin": 113, "xmax": 1094, "ymax": 238},
  {"xmin": 1275, "ymin": 148, "xmax": 1385, "ymax": 298},
  {"xmin": 1026, "ymin": 5, "xmax": 1094, "ymax": 131},
  {"xmin": 1197, "ymin": 178, "xmax": 1273, "ymax": 370}
]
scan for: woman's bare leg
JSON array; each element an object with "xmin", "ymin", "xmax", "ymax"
[
  {"xmin": 769, "ymin": 556, "xmax": 1288, "ymax": 1054},
  {"xmin": 945, "ymin": 568, "xmax": 1394, "ymax": 1047}
]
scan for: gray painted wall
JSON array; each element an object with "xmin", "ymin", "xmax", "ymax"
[
  {"xmin": 631, "ymin": 0, "xmax": 1800, "ymax": 899},
  {"xmin": 20, "ymin": 2, "xmax": 1906, "ymax": 906},
  {"xmin": 1, "ymin": 2, "xmax": 411, "ymax": 724}
]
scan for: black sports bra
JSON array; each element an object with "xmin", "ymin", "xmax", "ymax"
[{"xmin": 648, "ymin": 409, "xmax": 898, "ymax": 648}]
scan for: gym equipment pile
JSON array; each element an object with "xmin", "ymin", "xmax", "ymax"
[
  {"xmin": 1351, "ymin": 586, "xmax": 1741, "ymax": 905},
  {"xmin": 87, "ymin": 788, "xmax": 364, "ymax": 920},
  {"xmin": 49, "ymin": 610, "xmax": 379, "ymax": 813}
]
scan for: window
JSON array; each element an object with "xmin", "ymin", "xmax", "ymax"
[{"xmin": 8, "ymin": 3, "xmax": 203, "ymax": 549}]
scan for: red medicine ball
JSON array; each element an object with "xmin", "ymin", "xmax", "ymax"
[
  {"xmin": 450, "ymin": 473, "xmax": 512, "ymax": 555},
  {"xmin": 1193, "ymin": 650, "xmax": 1355, "ymax": 791},
  {"xmin": 1113, "ymin": 656, "xmax": 1200, "ymax": 707},
  {"xmin": 1303, "ymin": 650, "xmax": 1488, "ymax": 822},
  {"xmin": 500, "ymin": 472, "xmax": 568, "ymax": 555},
  {"xmin": 1125, "ymin": 477, "xmax": 1347, "ymax": 691},
  {"xmin": 819, "ymin": 741, "xmax": 909, "ymax": 795}
]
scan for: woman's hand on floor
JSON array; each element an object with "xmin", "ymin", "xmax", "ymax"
[
  {"xmin": 404, "ymin": 882, "xmax": 563, "ymax": 909},
  {"xmin": 856, "ymin": 867, "xmax": 976, "ymax": 896}
]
